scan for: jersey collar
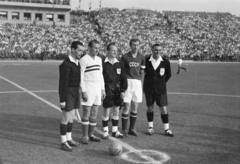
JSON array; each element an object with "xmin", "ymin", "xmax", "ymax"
[
  {"xmin": 104, "ymin": 57, "xmax": 119, "ymax": 65},
  {"xmin": 69, "ymin": 55, "xmax": 79, "ymax": 66},
  {"xmin": 149, "ymin": 55, "xmax": 163, "ymax": 62}
]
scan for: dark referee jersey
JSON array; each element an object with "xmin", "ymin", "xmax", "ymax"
[
  {"xmin": 143, "ymin": 55, "xmax": 171, "ymax": 95},
  {"xmin": 102, "ymin": 57, "xmax": 128, "ymax": 93},
  {"xmin": 59, "ymin": 56, "xmax": 80, "ymax": 103}
]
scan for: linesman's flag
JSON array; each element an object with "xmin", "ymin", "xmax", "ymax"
[
  {"xmin": 79, "ymin": 0, "xmax": 81, "ymax": 9},
  {"xmin": 99, "ymin": 0, "xmax": 102, "ymax": 10},
  {"xmin": 89, "ymin": 0, "xmax": 92, "ymax": 11}
]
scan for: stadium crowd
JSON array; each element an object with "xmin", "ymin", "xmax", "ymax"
[{"xmin": 0, "ymin": 8, "xmax": 240, "ymax": 61}]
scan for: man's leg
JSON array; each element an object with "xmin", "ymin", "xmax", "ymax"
[
  {"xmin": 160, "ymin": 106, "xmax": 174, "ymax": 137},
  {"xmin": 102, "ymin": 107, "xmax": 110, "ymax": 139},
  {"xmin": 180, "ymin": 66, "xmax": 186, "ymax": 71},
  {"xmin": 82, "ymin": 105, "xmax": 91, "ymax": 144},
  {"xmin": 60, "ymin": 111, "xmax": 72, "ymax": 151},
  {"xmin": 147, "ymin": 104, "xmax": 155, "ymax": 135},
  {"xmin": 128, "ymin": 101, "xmax": 138, "ymax": 136},
  {"xmin": 122, "ymin": 103, "xmax": 130, "ymax": 137},
  {"xmin": 89, "ymin": 105, "xmax": 100, "ymax": 142},
  {"xmin": 112, "ymin": 106, "xmax": 123, "ymax": 138},
  {"xmin": 66, "ymin": 110, "xmax": 79, "ymax": 146},
  {"xmin": 176, "ymin": 65, "xmax": 180, "ymax": 74}
]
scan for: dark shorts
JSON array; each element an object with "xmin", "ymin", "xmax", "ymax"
[
  {"xmin": 61, "ymin": 87, "xmax": 80, "ymax": 112},
  {"xmin": 102, "ymin": 83, "xmax": 123, "ymax": 108},
  {"xmin": 145, "ymin": 93, "xmax": 168, "ymax": 107}
]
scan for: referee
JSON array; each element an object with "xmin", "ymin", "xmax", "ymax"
[
  {"xmin": 144, "ymin": 43, "xmax": 174, "ymax": 137},
  {"xmin": 59, "ymin": 41, "xmax": 85, "ymax": 151}
]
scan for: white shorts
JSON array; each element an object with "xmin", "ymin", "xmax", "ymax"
[
  {"xmin": 178, "ymin": 59, "xmax": 183, "ymax": 65},
  {"xmin": 124, "ymin": 79, "xmax": 142, "ymax": 103},
  {"xmin": 81, "ymin": 81, "xmax": 102, "ymax": 106}
]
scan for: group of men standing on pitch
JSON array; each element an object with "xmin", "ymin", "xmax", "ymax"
[{"xmin": 58, "ymin": 38, "xmax": 174, "ymax": 152}]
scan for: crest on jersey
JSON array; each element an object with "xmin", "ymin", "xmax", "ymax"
[
  {"xmin": 117, "ymin": 68, "xmax": 121, "ymax": 74},
  {"xmin": 160, "ymin": 68, "xmax": 165, "ymax": 76}
]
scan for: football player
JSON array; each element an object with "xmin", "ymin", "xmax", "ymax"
[{"xmin": 121, "ymin": 38, "xmax": 145, "ymax": 137}]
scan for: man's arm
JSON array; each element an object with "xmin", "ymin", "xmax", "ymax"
[
  {"xmin": 165, "ymin": 60, "xmax": 171, "ymax": 83},
  {"xmin": 100, "ymin": 59, "xmax": 106, "ymax": 100},
  {"xmin": 79, "ymin": 58, "xmax": 86, "ymax": 92},
  {"xmin": 140, "ymin": 55, "xmax": 146, "ymax": 83},
  {"xmin": 120, "ymin": 62, "xmax": 128, "ymax": 92},
  {"xmin": 59, "ymin": 62, "xmax": 70, "ymax": 106},
  {"xmin": 79, "ymin": 57, "xmax": 88, "ymax": 101}
]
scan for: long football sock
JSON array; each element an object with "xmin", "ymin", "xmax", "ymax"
[
  {"xmin": 161, "ymin": 113, "xmax": 169, "ymax": 130},
  {"xmin": 60, "ymin": 123, "xmax": 67, "ymax": 143},
  {"xmin": 129, "ymin": 112, "xmax": 137, "ymax": 130},
  {"xmin": 66, "ymin": 122, "xmax": 73, "ymax": 141},
  {"xmin": 89, "ymin": 118, "xmax": 97, "ymax": 137},
  {"xmin": 81, "ymin": 119, "xmax": 89, "ymax": 137},
  {"xmin": 122, "ymin": 113, "xmax": 128, "ymax": 131},
  {"xmin": 147, "ymin": 111, "xmax": 154, "ymax": 128},
  {"xmin": 111, "ymin": 117, "xmax": 119, "ymax": 133},
  {"xmin": 102, "ymin": 116, "xmax": 109, "ymax": 132}
]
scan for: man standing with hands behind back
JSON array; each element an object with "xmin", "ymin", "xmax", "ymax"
[
  {"xmin": 59, "ymin": 41, "xmax": 85, "ymax": 152},
  {"xmin": 144, "ymin": 43, "xmax": 174, "ymax": 137},
  {"xmin": 80, "ymin": 40, "xmax": 106, "ymax": 144}
]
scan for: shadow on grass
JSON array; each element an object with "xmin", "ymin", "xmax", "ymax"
[{"xmin": 0, "ymin": 112, "xmax": 82, "ymax": 149}]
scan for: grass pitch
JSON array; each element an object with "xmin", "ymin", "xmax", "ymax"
[{"xmin": 0, "ymin": 61, "xmax": 239, "ymax": 164}]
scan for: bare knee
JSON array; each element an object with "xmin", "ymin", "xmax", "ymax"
[
  {"xmin": 112, "ymin": 106, "xmax": 120, "ymax": 119},
  {"xmin": 147, "ymin": 105, "xmax": 154, "ymax": 113},
  {"xmin": 159, "ymin": 106, "xmax": 168, "ymax": 114},
  {"xmin": 102, "ymin": 108, "xmax": 110, "ymax": 120},
  {"xmin": 123, "ymin": 103, "xmax": 130, "ymax": 114},
  {"xmin": 131, "ymin": 102, "xmax": 138, "ymax": 113}
]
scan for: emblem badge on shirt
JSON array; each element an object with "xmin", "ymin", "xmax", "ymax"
[
  {"xmin": 117, "ymin": 68, "xmax": 121, "ymax": 74},
  {"xmin": 160, "ymin": 68, "xmax": 165, "ymax": 76}
]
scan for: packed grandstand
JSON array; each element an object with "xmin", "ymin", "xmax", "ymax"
[{"xmin": 0, "ymin": 8, "xmax": 240, "ymax": 61}]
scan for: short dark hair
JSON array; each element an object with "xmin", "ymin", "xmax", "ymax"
[
  {"xmin": 106, "ymin": 42, "xmax": 116, "ymax": 51},
  {"xmin": 88, "ymin": 39, "xmax": 100, "ymax": 47},
  {"xmin": 129, "ymin": 38, "xmax": 140, "ymax": 46},
  {"xmin": 152, "ymin": 43, "xmax": 162, "ymax": 49},
  {"xmin": 71, "ymin": 41, "xmax": 83, "ymax": 50}
]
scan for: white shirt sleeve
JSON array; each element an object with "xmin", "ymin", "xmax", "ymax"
[
  {"xmin": 100, "ymin": 59, "xmax": 105, "ymax": 90},
  {"xmin": 80, "ymin": 58, "xmax": 87, "ymax": 92}
]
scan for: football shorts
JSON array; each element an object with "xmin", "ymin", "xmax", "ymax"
[
  {"xmin": 103, "ymin": 83, "xmax": 123, "ymax": 108},
  {"xmin": 145, "ymin": 93, "xmax": 168, "ymax": 107},
  {"xmin": 61, "ymin": 87, "xmax": 80, "ymax": 112},
  {"xmin": 124, "ymin": 79, "xmax": 142, "ymax": 103},
  {"xmin": 81, "ymin": 81, "xmax": 102, "ymax": 106}
]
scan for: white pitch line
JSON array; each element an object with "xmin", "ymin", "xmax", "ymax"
[
  {"xmin": 0, "ymin": 90, "xmax": 58, "ymax": 94},
  {"xmin": 0, "ymin": 75, "xmax": 61, "ymax": 112},
  {"xmin": 0, "ymin": 75, "xmax": 159, "ymax": 163},
  {"xmin": 168, "ymin": 92, "xmax": 240, "ymax": 98},
  {"xmin": 1, "ymin": 89, "xmax": 239, "ymax": 98}
]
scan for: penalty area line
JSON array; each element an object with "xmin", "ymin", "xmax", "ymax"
[{"xmin": 0, "ymin": 75, "xmax": 163, "ymax": 163}]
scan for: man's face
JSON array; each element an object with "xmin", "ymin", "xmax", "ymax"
[
  {"xmin": 107, "ymin": 45, "xmax": 118, "ymax": 58},
  {"xmin": 89, "ymin": 43, "xmax": 100, "ymax": 56},
  {"xmin": 130, "ymin": 41, "xmax": 140, "ymax": 54},
  {"xmin": 152, "ymin": 45, "xmax": 162, "ymax": 59},
  {"xmin": 72, "ymin": 45, "xmax": 85, "ymax": 60}
]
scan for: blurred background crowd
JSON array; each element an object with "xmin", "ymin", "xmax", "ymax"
[{"xmin": 1, "ymin": 8, "xmax": 240, "ymax": 61}]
